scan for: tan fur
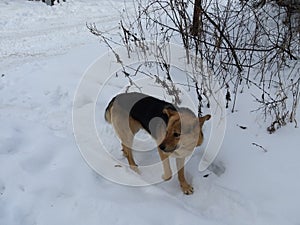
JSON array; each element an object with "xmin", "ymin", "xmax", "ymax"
[{"xmin": 105, "ymin": 96, "xmax": 211, "ymax": 194}]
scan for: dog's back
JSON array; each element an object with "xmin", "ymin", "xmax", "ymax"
[
  {"xmin": 105, "ymin": 92, "xmax": 176, "ymax": 136},
  {"xmin": 104, "ymin": 92, "xmax": 148, "ymax": 123}
]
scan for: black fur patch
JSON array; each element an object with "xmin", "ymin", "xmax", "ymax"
[{"xmin": 110, "ymin": 92, "xmax": 177, "ymax": 137}]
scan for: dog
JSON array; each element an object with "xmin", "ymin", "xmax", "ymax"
[{"xmin": 105, "ymin": 92, "xmax": 211, "ymax": 194}]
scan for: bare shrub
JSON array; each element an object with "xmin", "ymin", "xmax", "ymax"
[
  {"xmin": 88, "ymin": 0, "xmax": 299, "ymax": 132},
  {"xmin": 28, "ymin": 0, "xmax": 66, "ymax": 6}
]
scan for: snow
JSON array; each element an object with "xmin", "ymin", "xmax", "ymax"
[{"xmin": 0, "ymin": 1, "xmax": 299, "ymax": 225}]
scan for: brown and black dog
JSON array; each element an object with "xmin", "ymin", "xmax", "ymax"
[{"xmin": 105, "ymin": 92, "xmax": 211, "ymax": 194}]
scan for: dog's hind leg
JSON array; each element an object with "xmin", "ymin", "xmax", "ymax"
[
  {"xmin": 110, "ymin": 105, "xmax": 140, "ymax": 173},
  {"xmin": 122, "ymin": 142, "xmax": 139, "ymax": 173}
]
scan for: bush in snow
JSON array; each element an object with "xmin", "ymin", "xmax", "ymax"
[
  {"xmin": 28, "ymin": 0, "xmax": 66, "ymax": 6},
  {"xmin": 88, "ymin": 0, "xmax": 300, "ymax": 133}
]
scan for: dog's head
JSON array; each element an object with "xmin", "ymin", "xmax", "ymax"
[{"xmin": 159, "ymin": 107, "xmax": 211, "ymax": 156}]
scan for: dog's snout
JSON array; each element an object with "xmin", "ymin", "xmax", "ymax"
[{"xmin": 159, "ymin": 143, "xmax": 166, "ymax": 150}]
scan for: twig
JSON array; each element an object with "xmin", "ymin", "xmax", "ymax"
[{"xmin": 252, "ymin": 142, "xmax": 268, "ymax": 152}]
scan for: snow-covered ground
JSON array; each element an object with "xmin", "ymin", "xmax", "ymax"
[{"xmin": 0, "ymin": 1, "xmax": 299, "ymax": 225}]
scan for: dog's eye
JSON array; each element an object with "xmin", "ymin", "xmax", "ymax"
[{"xmin": 173, "ymin": 132, "xmax": 181, "ymax": 137}]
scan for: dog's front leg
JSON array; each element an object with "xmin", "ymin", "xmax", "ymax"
[
  {"xmin": 176, "ymin": 158, "xmax": 194, "ymax": 195},
  {"xmin": 158, "ymin": 149, "xmax": 172, "ymax": 181}
]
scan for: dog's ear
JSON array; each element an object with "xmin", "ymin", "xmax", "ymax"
[
  {"xmin": 163, "ymin": 106, "xmax": 177, "ymax": 117},
  {"xmin": 199, "ymin": 114, "xmax": 211, "ymax": 127}
]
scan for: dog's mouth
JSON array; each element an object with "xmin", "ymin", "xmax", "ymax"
[{"xmin": 159, "ymin": 144, "xmax": 179, "ymax": 153}]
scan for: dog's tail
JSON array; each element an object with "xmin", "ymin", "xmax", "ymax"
[{"xmin": 104, "ymin": 97, "xmax": 116, "ymax": 123}]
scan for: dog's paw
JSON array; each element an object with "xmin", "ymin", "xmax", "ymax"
[
  {"xmin": 162, "ymin": 174, "xmax": 172, "ymax": 181},
  {"xmin": 180, "ymin": 183, "xmax": 194, "ymax": 195},
  {"xmin": 130, "ymin": 165, "xmax": 140, "ymax": 174}
]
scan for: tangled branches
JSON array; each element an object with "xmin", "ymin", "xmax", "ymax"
[{"xmin": 89, "ymin": 0, "xmax": 300, "ymax": 132}]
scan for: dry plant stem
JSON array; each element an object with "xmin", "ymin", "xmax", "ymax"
[{"xmin": 88, "ymin": 0, "xmax": 300, "ymax": 133}]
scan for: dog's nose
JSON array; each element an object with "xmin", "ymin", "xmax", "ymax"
[{"xmin": 159, "ymin": 144, "xmax": 166, "ymax": 151}]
